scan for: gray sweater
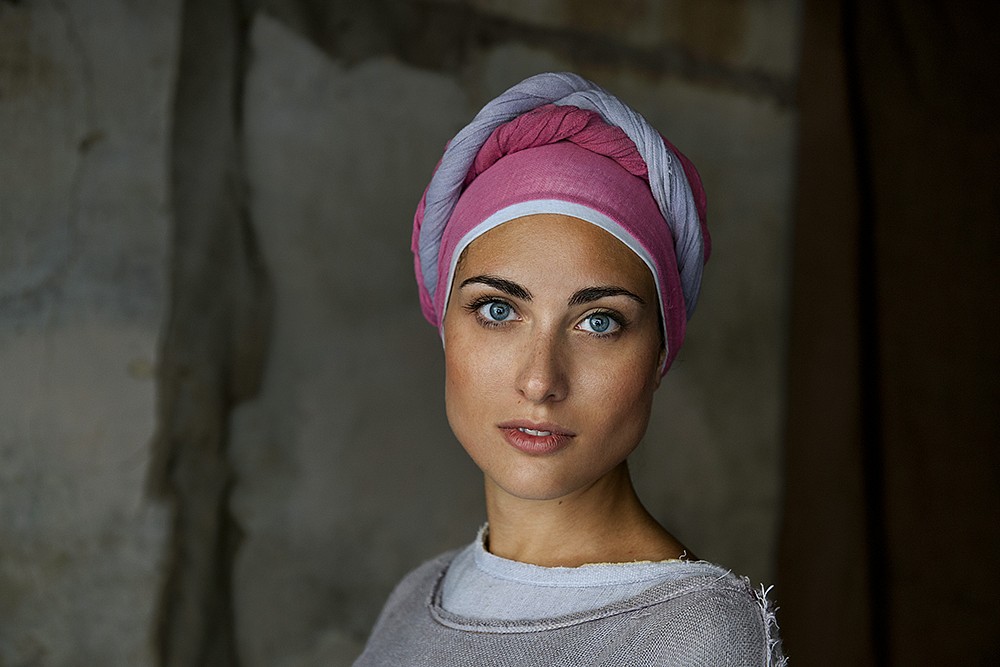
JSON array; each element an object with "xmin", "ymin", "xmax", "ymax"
[{"xmin": 355, "ymin": 538, "xmax": 786, "ymax": 667}]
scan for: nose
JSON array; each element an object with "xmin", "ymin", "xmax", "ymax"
[{"xmin": 515, "ymin": 331, "xmax": 569, "ymax": 404}]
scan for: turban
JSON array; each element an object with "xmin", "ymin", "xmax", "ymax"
[{"xmin": 412, "ymin": 72, "xmax": 709, "ymax": 373}]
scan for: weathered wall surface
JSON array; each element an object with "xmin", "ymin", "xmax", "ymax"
[
  {"xmin": 1, "ymin": 1, "xmax": 800, "ymax": 665},
  {"xmin": 231, "ymin": 25, "xmax": 481, "ymax": 664},
  {"xmin": 0, "ymin": 0, "xmax": 179, "ymax": 664}
]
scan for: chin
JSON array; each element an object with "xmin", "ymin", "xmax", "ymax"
[
  {"xmin": 493, "ymin": 481, "xmax": 575, "ymax": 503},
  {"xmin": 488, "ymin": 467, "xmax": 605, "ymax": 503}
]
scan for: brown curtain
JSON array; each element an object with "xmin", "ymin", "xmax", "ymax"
[{"xmin": 778, "ymin": 1, "xmax": 1000, "ymax": 665}]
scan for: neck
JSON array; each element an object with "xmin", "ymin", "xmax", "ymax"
[{"xmin": 483, "ymin": 463, "xmax": 687, "ymax": 567}]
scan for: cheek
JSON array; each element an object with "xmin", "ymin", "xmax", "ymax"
[
  {"xmin": 444, "ymin": 352, "xmax": 474, "ymax": 429},
  {"xmin": 443, "ymin": 328, "xmax": 505, "ymax": 431},
  {"xmin": 578, "ymin": 345, "xmax": 659, "ymax": 432}
]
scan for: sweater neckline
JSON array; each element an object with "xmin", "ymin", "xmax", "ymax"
[
  {"xmin": 427, "ymin": 530, "xmax": 739, "ymax": 634},
  {"xmin": 471, "ymin": 524, "xmax": 697, "ymax": 588}
]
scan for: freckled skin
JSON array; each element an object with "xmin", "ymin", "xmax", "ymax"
[{"xmin": 441, "ymin": 214, "xmax": 683, "ymax": 566}]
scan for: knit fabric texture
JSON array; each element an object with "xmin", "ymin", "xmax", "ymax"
[{"xmin": 355, "ymin": 540, "xmax": 787, "ymax": 667}]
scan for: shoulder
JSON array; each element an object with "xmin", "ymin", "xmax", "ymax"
[
  {"xmin": 643, "ymin": 565, "xmax": 787, "ymax": 667},
  {"xmin": 355, "ymin": 550, "xmax": 460, "ymax": 666},
  {"xmin": 394, "ymin": 549, "xmax": 458, "ymax": 595},
  {"xmin": 367, "ymin": 549, "xmax": 458, "ymax": 632}
]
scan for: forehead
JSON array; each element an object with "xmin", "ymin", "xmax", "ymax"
[{"xmin": 456, "ymin": 214, "xmax": 655, "ymax": 293}]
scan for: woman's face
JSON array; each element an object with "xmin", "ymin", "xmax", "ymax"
[{"xmin": 442, "ymin": 214, "xmax": 665, "ymax": 502}]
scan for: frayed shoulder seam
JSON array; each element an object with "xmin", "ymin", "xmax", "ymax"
[{"xmin": 751, "ymin": 581, "xmax": 788, "ymax": 667}]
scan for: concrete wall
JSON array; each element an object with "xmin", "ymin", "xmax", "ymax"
[
  {"xmin": 0, "ymin": 1, "xmax": 179, "ymax": 664},
  {"xmin": 1, "ymin": 1, "xmax": 800, "ymax": 664}
]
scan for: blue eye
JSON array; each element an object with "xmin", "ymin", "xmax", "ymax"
[
  {"xmin": 579, "ymin": 312, "xmax": 619, "ymax": 335},
  {"xmin": 478, "ymin": 300, "xmax": 516, "ymax": 322}
]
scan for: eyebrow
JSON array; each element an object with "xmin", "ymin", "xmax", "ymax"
[
  {"xmin": 459, "ymin": 275, "xmax": 532, "ymax": 300},
  {"xmin": 568, "ymin": 286, "xmax": 646, "ymax": 307},
  {"xmin": 459, "ymin": 275, "xmax": 644, "ymax": 307}
]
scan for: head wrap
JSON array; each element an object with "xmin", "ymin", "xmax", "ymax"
[{"xmin": 412, "ymin": 72, "xmax": 709, "ymax": 373}]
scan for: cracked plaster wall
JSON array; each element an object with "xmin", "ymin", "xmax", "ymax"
[{"xmin": 0, "ymin": 0, "xmax": 179, "ymax": 664}]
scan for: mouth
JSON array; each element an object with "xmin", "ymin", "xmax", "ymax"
[{"xmin": 497, "ymin": 420, "xmax": 575, "ymax": 455}]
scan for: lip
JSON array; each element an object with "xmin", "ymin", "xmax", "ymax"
[{"xmin": 497, "ymin": 420, "xmax": 576, "ymax": 455}]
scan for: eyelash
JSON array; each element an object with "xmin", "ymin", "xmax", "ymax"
[
  {"xmin": 463, "ymin": 297, "xmax": 629, "ymax": 338},
  {"xmin": 465, "ymin": 296, "xmax": 517, "ymax": 329},
  {"xmin": 580, "ymin": 309, "xmax": 629, "ymax": 338}
]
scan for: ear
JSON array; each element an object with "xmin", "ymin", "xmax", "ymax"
[{"xmin": 653, "ymin": 346, "xmax": 667, "ymax": 388}]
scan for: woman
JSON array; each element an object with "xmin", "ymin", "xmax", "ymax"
[{"xmin": 355, "ymin": 72, "xmax": 786, "ymax": 666}]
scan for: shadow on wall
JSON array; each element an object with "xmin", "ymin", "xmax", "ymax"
[{"xmin": 778, "ymin": 1, "xmax": 1000, "ymax": 666}]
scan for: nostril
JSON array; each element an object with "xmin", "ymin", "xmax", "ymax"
[{"xmin": 515, "ymin": 341, "xmax": 568, "ymax": 403}]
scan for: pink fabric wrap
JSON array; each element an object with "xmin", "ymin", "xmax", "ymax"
[{"xmin": 412, "ymin": 104, "xmax": 707, "ymax": 373}]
